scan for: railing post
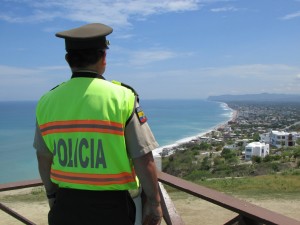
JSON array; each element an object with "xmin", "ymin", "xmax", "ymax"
[
  {"xmin": 153, "ymin": 151, "xmax": 162, "ymax": 171},
  {"xmin": 158, "ymin": 172, "xmax": 300, "ymax": 225},
  {"xmin": 0, "ymin": 202, "xmax": 37, "ymax": 225},
  {"xmin": 154, "ymin": 151, "xmax": 185, "ymax": 225},
  {"xmin": 224, "ymin": 215, "xmax": 260, "ymax": 225}
]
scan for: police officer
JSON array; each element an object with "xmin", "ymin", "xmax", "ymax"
[{"xmin": 33, "ymin": 23, "xmax": 162, "ymax": 225}]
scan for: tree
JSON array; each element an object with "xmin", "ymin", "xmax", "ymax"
[
  {"xmin": 199, "ymin": 142, "xmax": 211, "ymax": 150},
  {"xmin": 252, "ymin": 155, "xmax": 262, "ymax": 164},
  {"xmin": 263, "ymin": 155, "xmax": 272, "ymax": 162},
  {"xmin": 253, "ymin": 132, "xmax": 260, "ymax": 141},
  {"xmin": 293, "ymin": 147, "xmax": 300, "ymax": 159},
  {"xmin": 215, "ymin": 145, "xmax": 222, "ymax": 151},
  {"xmin": 213, "ymin": 156, "xmax": 225, "ymax": 166},
  {"xmin": 201, "ymin": 156, "xmax": 210, "ymax": 170},
  {"xmin": 221, "ymin": 148, "xmax": 236, "ymax": 160}
]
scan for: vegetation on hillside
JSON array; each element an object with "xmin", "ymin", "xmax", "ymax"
[
  {"xmin": 162, "ymin": 143, "xmax": 300, "ymax": 181},
  {"xmin": 162, "ymin": 142, "xmax": 300, "ymax": 198}
]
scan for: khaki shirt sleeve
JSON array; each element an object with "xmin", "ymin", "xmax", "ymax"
[
  {"xmin": 33, "ymin": 122, "xmax": 52, "ymax": 155},
  {"xmin": 125, "ymin": 103, "xmax": 159, "ymax": 159}
]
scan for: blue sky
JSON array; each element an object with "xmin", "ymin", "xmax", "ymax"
[{"xmin": 0, "ymin": 0, "xmax": 300, "ymax": 101}]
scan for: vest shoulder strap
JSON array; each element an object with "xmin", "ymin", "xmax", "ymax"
[
  {"xmin": 111, "ymin": 80, "xmax": 139, "ymax": 102},
  {"xmin": 50, "ymin": 82, "xmax": 65, "ymax": 91}
]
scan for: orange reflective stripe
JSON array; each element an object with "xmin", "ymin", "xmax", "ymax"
[
  {"xmin": 42, "ymin": 128, "xmax": 123, "ymax": 136},
  {"xmin": 40, "ymin": 120, "xmax": 123, "ymax": 129},
  {"xmin": 40, "ymin": 120, "xmax": 124, "ymax": 136},
  {"xmin": 50, "ymin": 169, "xmax": 136, "ymax": 186}
]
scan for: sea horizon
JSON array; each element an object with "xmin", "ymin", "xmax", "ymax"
[{"xmin": 0, "ymin": 99, "xmax": 233, "ymax": 183}]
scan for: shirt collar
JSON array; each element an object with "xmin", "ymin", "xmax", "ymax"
[{"xmin": 71, "ymin": 70, "xmax": 105, "ymax": 79}]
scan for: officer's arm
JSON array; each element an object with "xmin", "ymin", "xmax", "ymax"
[
  {"xmin": 124, "ymin": 97, "xmax": 162, "ymax": 224},
  {"xmin": 133, "ymin": 152, "xmax": 160, "ymax": 204},
  {"xmin": 34, "ymin": 123, "xmax": 58, "ymax": 207},
  {"xmin": 133, "ymin": 152, "xmax": 162, "ymax": 225},
  {"xmin": 36, "ymin": 151, "xmax": 58, "ymax": 200}
]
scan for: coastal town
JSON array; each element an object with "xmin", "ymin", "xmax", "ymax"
[
  {"xmin": 160, "ymin": 101, "xmax": 300, "ymax": 177},
  {"xmin": 224, "ymin": 102, "xmax": 300, "ymax": 150},
  {"xmin": 215, "ymin": 101, "xmax": 300, "ymax": 150},
  {"xmin": 158, "ymin": 100, "xmax": 300, "ymax": 224}
]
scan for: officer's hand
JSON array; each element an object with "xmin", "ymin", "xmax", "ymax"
[
  {"xmin": 142, "ymin": 201, "xmax": 162, "ymax": 225},
  {"xmin": 48, "ymin": 198, "xmax": 56, "ymax": 208}
]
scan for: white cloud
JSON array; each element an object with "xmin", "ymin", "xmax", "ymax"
[
  {"xmin": 0, "ymin": 64, "xmax": 69, "ymax": 101},
  {"xmin": 281, "ymin": 11, "xmax": 300, "ymax": 20},
  {"xmin": 210, "ymin": 6, "xmax": 238, "ymax": 12},
  {"xmin": 0, "ymin": 65, "xmax": 39, "ymax": 76},
  {"xmin": 115, "ymin": 34, "xmax": 135, "ymax": 40},
  {"xmin": 0, "ymin": 65, "xmax": 68, "ymax": 77},
  {"xmin": 0, "ymin": 0, "xmax": 239, "ymax": 26},
  {"xmin": 195, "ymin": 64, "xmax": 300, "ymax": 95},
  {"xmin": 0, "ymin": 0, "xmax": 201, "ymax": 26},
  {"xmin": 37, "ymin": 66, "xmax": 69, "ymax": 71},
  {"xmin": 124, "ymin": 63, "xmax": 300, "ymax": 99},
  {"xmin": 0, "ymin": 64, "xmax": 68, "ymax": 85},
  {"xmin": 203, "ymin": 64, "xmax": 298, "ymax": 79},
  {"xmin": 129, "ymin": 49, "xmax": 177, "ymax": 66},
  {"xmin": 1, "ymin": 63, "xmax": 299, "ymax": 100}
]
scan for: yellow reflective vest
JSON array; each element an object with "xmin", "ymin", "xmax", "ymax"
[{"xmin": 36, "ymin": 76, "xmax": 138, "ymax": 191}]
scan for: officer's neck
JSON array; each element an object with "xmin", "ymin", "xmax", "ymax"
[{"xmin": 71, "ymin": 66, "xmax": 104, "ymax": 78}]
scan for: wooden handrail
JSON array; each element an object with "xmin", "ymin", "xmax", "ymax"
[
  {"xmin": 0, "ymin": 179, "xmax": 43, "ymax": 192},
  {"xmin": 157, "ymin": 171, "xmax": 300, "ymax": 225},
  {"xmin": 1, "ymin": 174, "xmax": 300, "ymax": 225},
  {"xmin": 159, "ymin": 183, "xmax": 185, "ymax": 225},
  {"xmin": 0, "ymin": 179, "xmax": 42, "ymax": 225},
  {"xmin": 0, "ymin": 202, "xmax": 37, "ymax": 225}
]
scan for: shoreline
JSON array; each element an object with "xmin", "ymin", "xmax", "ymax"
[
  {"xmin": 153, "ymin": 102, "xmax": 237, "ymax": 156},
  {"xmin": 0, "ymin": 101, "xmax": 235, "ymax": 184}
]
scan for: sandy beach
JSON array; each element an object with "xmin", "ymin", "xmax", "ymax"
[
  {"xmin": 1, "ymin": 186, "xmax": 300, "ymax": 225},
  {"xmin": 153, "ymin": 106, "xmax": 238, "ymax": 157}
]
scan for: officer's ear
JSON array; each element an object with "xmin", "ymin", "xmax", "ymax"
[
  {"xmin": 65, "ymin": 54, "xmax": 69, "ymax": 63},
  {"xmin": 101, "ymin": 51, "xmax": 107, "ymax": 66}
]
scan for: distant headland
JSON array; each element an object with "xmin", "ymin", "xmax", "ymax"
[{"xmin": 207, "ymin": 93, "xmax": 300, "ymax": 102}]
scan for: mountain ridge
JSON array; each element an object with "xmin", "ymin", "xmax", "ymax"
[{"xmin": 207, "ymin": 93, "xmax": 300, "ymax": 102}]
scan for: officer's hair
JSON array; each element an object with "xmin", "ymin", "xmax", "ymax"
[{"xmin": 66, "ymin": 49, "xmax": 105, "ymax": 68}]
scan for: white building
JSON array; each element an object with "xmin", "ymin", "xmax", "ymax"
[
  {"xmin": 245, "ymin": 142, "xmax": 269, "ymax": 161},
  {"xmin": 270, "ymin": 130, "xmax": 297, "ymax": 148},
  {"xmin": 259, "ymin": 133, "xmax": 270, "ymax": 144},
  {"xmin": 224, "ymin": 139, "xmax": 250, "ymax": 150}
]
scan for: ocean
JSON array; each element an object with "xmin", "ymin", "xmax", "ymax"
[{"xmin": 0, "ymin": 100, "xmax": 233, "ymax": 183}]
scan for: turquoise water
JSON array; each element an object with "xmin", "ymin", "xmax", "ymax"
[
  {"xmin": 142, "ymin": 99, "xmax": 232, "ymax": 147},
  {"xmin": 0, "ymin": 101, "xmax": 37, "ymax": 183},
  {"xmin": 0, "ymin": 100, "xmax": 232, "ymax": 183}
]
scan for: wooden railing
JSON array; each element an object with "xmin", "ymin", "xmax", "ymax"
[
  {"xmin": 1, "ymin": 173, "xmax": 300, "ymax": 225},
  {"xmin": 0, "ymin": 179, "xmax": 42, "ymax": 225},
  {"xmin": 157, "ymin": 172, "xmax": 300, "ymax": 225}
]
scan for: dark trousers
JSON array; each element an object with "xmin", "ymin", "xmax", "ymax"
[{"xmin": 48, "ymin": 188, "xmax": 136, "ymax": 225}]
